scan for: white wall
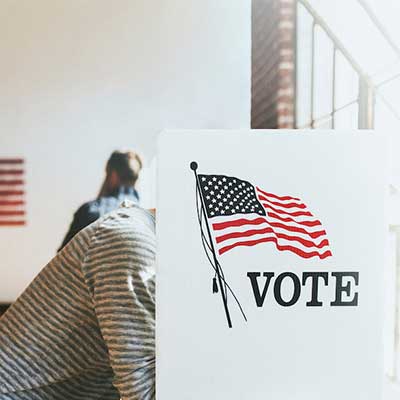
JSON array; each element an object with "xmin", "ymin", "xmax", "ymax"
[{"xmin": 0, "ymin": 0, "xmax": 251, "ymax": 302}]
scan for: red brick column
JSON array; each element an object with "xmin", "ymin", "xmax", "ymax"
[{"xmin": 252, "ymin": 0, "xmax": 296, "ymax": 129}]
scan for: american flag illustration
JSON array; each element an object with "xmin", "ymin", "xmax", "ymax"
[
  {"xmin": 0, "ymin": 158, "xmax": 26, "ymax": 227},
  {"xmin": 198, "ymin": 174, "xmax": 332, "ymax": 259}
]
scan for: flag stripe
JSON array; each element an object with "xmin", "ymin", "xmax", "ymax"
[
  {"xmin": 0, "ymin": 170, "xmax": 24, "ymax": 175},
  {"xmin": 215, "ymin": 221, "xmax": 323, "ymax": 241},
  {"xmin": 261, "ymin": 202, "xmax": 313, "ymax": 217},
  {"xmin": 219, "ymin": 236, "xmax": 332, "ymax": 259},
  {"xmin": 268, "ymin": 221, "xmax": 326, "ymax": 239},
  {"xmin": 256, "ymin": 187, "xmax": 301, "ymax": 202},
  {"xmin": 266, "ymin": 211, "xmax": 322, "ymax": 227},
  {"xmin": 0, "ymin": 210, "xmax": 25, "ymax": 216},
  {"xmin": 218, "ymin": 232, "xmax": 330, "ymax": 255},
  {"xmin": 216, "ymin": 226, "xmax": 273, "ymax": 243},
  {"xmin": 273, "ymin": 232, "xmax": 329, "ymax": 249},
  {"xmin": 0, "ymin": 220, "xmax": 26, "ymax": 226},
  {"xmin": 0, "ymin": 159, "xmax": 24, "ymax": 165},
  {"xmin": 258, "ymin": 195, "xmax": 306, "ymax": 209},
  {"xmin": 0, "ymin": 180, "xmax": 24, "ymax": 186},
  {"xmin": 216, "ymin": 226, "xmax": 329, "ymax": 249},
  {"xmin": 0, "ymin": 200, "xmax": 25, "ymax": 206},
  {"xmin": 0, "ymin": 190, "xmax": 24, "ymax": 196},
  {"xmin": 212, "ymin": 217, "xmax": 266, "ymax": 231}
]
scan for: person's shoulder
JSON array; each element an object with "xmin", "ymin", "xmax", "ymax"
[
  {"xmin": 90, "ymin": 201, "xmax": 155, "ymax": 245},
  {"xmin": 74, "ymin": 199, "xmax": 100, "ymax": 220},
  {"xmin": 59, "ymin": 201, "xmax": 154, "ymax": 263},
  {"xmin": 78, "ymin": 202, "xmax": 155, "ymax": 273}
]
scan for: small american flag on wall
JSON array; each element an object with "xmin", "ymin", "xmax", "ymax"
[
  {"xmin": 198, "ymin": 174, "xmax": 332, "ymax": 259},
  {"xmin": 0, "ymin": 158, "xmax": 26, "ymax": 226}
]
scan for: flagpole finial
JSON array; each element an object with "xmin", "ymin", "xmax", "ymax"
[{"xmin": 190, "ymin": 161, "xmax": 198, "ymax": 171}]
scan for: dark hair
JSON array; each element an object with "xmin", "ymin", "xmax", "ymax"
[{"xmin": 106, "ymin": 150, "xmax": 143, "ymax": 186}]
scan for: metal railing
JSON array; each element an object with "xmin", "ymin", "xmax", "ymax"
[{"xmin": 297, "ymin": 0, "xmax": 375, "ymax": 129}]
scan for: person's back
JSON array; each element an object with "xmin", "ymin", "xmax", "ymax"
[
  {"xmin": 0, "ymin": 201, "xmax": 155, "ymax": 400},
  {"xmin": 60, "ymin": 150, "xmax": 142, "ymax": 250}
]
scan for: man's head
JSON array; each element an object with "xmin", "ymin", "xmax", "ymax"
[{"xmin": 100, "ymin": 150, "xmax": 143, "ymax": 196}]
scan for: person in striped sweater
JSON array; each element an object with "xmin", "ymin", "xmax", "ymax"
[{"xmin": 0, "ymin": 200, "xmax": 155, "ymax": 400}]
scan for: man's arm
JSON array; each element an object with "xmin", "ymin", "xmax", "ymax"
[{"xmin": 81, "ymin": 213, "xmax": 156, "ymax": 400}]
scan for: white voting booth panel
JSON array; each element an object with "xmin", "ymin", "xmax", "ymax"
[{"xmin": 157, "ymin": 130, "xmax": 385, "ymax": 400}]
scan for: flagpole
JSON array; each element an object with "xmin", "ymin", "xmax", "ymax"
[{"xmin": 190, "ymin": 161, "xmax": 233, "ymax": 328}]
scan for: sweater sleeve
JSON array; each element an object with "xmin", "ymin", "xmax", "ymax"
[{"xmin": 81, "ymin": 212, "xmax": 156, "ymax": 400}]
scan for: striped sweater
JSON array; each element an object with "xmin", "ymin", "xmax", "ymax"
[{"xmin": 0, "ymin": 201, "xmax": 155, "ymax": 400}]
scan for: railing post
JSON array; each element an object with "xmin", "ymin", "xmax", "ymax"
[{"xmin": 358, "ymin": 77, "xmax": 375, "ymax": 129}]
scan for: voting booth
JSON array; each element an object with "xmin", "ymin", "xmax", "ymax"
[{"xmin": 157, "ymin": 130, "xmax": 385, "ymax": 399}]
